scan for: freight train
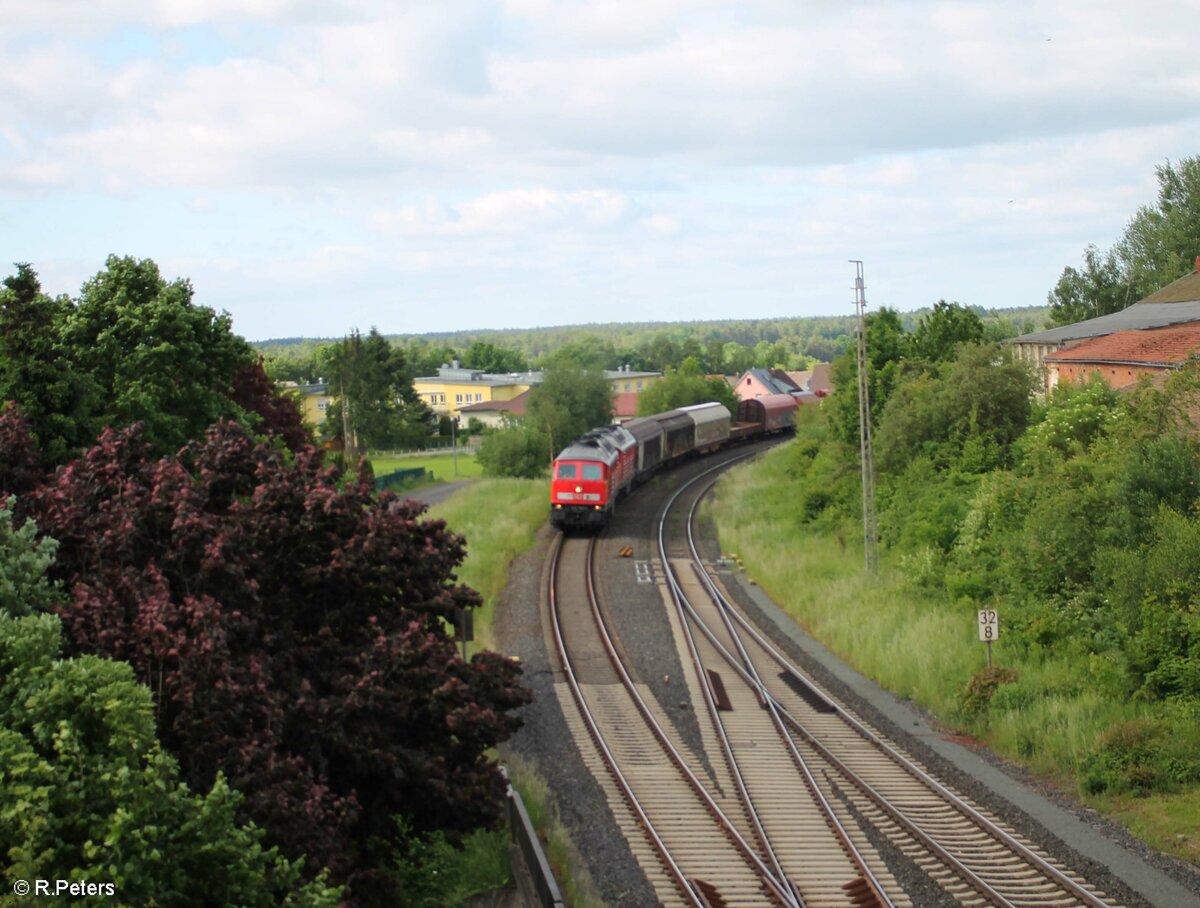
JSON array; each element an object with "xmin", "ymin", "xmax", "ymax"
[{"xmin": 549, "ymin": 393, "xmax": 800, "ymax": 532}]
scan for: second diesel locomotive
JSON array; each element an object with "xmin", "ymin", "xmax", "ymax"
[{"xmin": 549, "ymin": 394, "xmax": 800, "ymax": 532}]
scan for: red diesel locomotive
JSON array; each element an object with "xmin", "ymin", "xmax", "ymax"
[{"xmin": 549, "ymin": 395, "xmax": 799, "ymax": 532}]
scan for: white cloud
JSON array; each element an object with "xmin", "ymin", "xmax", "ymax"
[
  {"xmin": 639, "ymin": 214, "xmax": 679, "ymax": 235},
  {"xmin": 1, "ymin": 1, "xmax": 1199, "ymax": 339},
  {"xmin": 0, "ymin": 0, "xmax": 336, "ymax": 33},
  {"xmin": 371, "ymin": 188, "xmax": 630, "ymax": 237}
]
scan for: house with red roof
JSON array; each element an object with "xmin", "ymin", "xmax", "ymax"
[
  {"xmin": 735, "ymin": 365, "xmax": 833, "ymax": 402},
  {"xmin": 1044, "ymin": 325, "xmax": 1200, "ymax": 390},
  {"xmin": 458, "ymin": 389, "xmax": 531, "ymax": 428},
  {"xmin": 1013, "ymin": 260, "xmax": 1200, "ymax": 391},
  {"xmin": 734, "ymin": 367, "xmax": 801, "ymax": 400}
]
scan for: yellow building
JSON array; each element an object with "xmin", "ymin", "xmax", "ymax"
[
  {"xmin": 413, "ymin": 363, "xmax": 538, "ymax": 420},
  {"xmin": 414, "ymin": 363, "xmax": 663, "ymax": 421},
  {"xmin": 278, "ymin": 381, "xmax": 334, "ymax": 427},
  {"xmin": 606, "ymin": 367, "xmax": 661, "ymax": 395}
]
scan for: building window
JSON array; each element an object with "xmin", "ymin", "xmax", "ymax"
[
  {"xmin": 317, "ymin": 401, "xmax": 327, "ymax": 411},
  {"xmin": 430, "ymin": 394, "xmax": 437, "ymax": 405},
  {"xmin": 636, "ymin": 381, "xmax": 643, "ymax": 390},
  {"xmin": 475, "ymin": 393, "xmax": 482, "ymax": 401},
  {"xmin": 455, "ymin": 394, "xmax": 463, "ymax": 404},
  {"xmin": 624, "ymin": 382, "xmax": 631, "ymax": 392}
]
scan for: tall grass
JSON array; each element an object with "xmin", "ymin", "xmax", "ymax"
[
  {"xmin": 710, "ymin": 443, "xmax": 1156, "ymax": 782},
  {"xmin": 425, "ymin": 477, "xmax": 545, "ymax": 651},
  {"xmin": 425, "ymin": 485, "xmax": 606, "ymax": 903}
]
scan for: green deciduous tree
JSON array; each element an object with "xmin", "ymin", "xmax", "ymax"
[
  {"xmin": 462, "ymin": 341, "xmax": 528, "ymax": 373},
  {"xmin": 1048, "ymin": 244, "xmax": 1132, "ymax": 326},
  {"xmin": 1048, "ymin": 156, "xmax": 1200, "ymax": 325},
  {"xmin": 525, "ymin": 364, "xmax": 613, "ymax": 456},
  {"xmin": 1, "ymin": 609, "xmax": 339, "ymax": 906},
  {"xmin": 62, "ymin": 256, "xmax": 256, "ymax": 455},
  {"xmin": 826, "ymin": 307, "xmax": 907, "ymax": 447},
  {"xmin": 636, "ymin": 357, "xmax": 738, "ymax": 416},
  {"xmin": 0, "ymin": 499, "xmax": 59, "ymax": 617},
  {"xmin": 874, "ymin": 343, "xmax": 1035, "ymax": 475},
  {"xmin": 721, "ymin": 341, "xmax": 755, "ymax": 375},
  {"xmin": 1, "ymin": 258, "xmax": 309, "ymax": 464},
  {"xmin": 539, "ymin": 336, "xmax": 618, "ymax": 371},
  {"xmin": 326, "ymin": 328, "xmax": 433, "ymax": 453},
  {"xmin": 907, "ymin": 301, "xmax": 985, "ymax": 363},
  {"xmin": 0, "ymin": 265, "xmax": 98, "ymax": 463}
]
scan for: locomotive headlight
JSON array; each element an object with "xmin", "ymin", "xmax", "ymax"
[{"xmin": 575, "ymin": 485, "xmax": 582, "ymax": 493}]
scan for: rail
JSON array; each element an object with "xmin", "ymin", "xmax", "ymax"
[
  {"xmin": 658, "ymin": 460, "xmax": 892, "ymax": 908},
  {"xmin": 675, "ymin": 468, "xmax": 1117, "ymax": 908}
]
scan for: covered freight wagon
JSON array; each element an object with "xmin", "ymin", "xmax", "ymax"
[
  {"xmin": 735, "ymin": 394, "xmax": 798, "ymax": 434},
  {"xmin": 653, "ymin": 410, "xmax": 696, "ymax": 462},
  {"xmin": 677, "ymin": 401, "xmax": 732, "ymax": 451},
  {"xmin": 624, "ymin": 416, "xmax": 666, "ymax": 475}
]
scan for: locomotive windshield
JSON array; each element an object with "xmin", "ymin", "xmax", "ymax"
[
  {"xmin": 582, "ymin": 464, "xmax": 603, "ymax": 480},
  {"xmin": 556, "ymin": 464, "xmax": 577, "ymax": 479}
]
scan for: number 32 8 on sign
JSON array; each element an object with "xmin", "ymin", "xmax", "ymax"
[{"xmin": 977, "ymin": 609, "xmax": 999, "ymax": 641}]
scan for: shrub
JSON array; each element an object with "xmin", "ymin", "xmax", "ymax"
[
  {"xmin": 392, "ymin": 818, "xmax": 511, "ymax": 908},
  {"xmin": 960, "ymin": 665, "xmax": 1019, "ymax": 718},
  {"xmin": 477, "ymin": 425, "xmax": 551, "ymax": 478},
  {"xmin": 1098, "ymin": 508, "xmax": 1200, "ymax": 699},
  {"xmin": 878, "ymin": 458, "xmax": 978, "ymax": 553},
  {"xmin": 23, "ymin": 420, "xmax": 530, "ymax": 899},
  {"xmin": 1023, "ymin": 378, "xmax": 1120, "ymax": 460},
  {"xmin": 0, "ymin": 612, "xmax": 340, "ymax": 907},
  {"xmin": 1078, "ymin": 718, "xmax": 1200, "ymax": 796}
]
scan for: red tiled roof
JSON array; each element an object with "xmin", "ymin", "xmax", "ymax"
[
  {"xmin": 809, "ymin": 363, "xmax": 833, "ymax": 393},
  {"xmin": 1044, "ymin": 326, "xmax": 1200, "ymax": 366}
]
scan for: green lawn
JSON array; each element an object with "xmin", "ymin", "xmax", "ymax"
[{"xmin": 369, "ymin": 450, "xmax": 483, "ymax": 482}]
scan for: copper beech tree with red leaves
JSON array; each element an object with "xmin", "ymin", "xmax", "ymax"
[{"xmin": 4, "ymin": 410, "xmax": 529, "ymax": 903}]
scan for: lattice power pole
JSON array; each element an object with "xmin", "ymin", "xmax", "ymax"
[{"xmin": 851, "ymin": 261, "xmax": 879, "ymax": 575}]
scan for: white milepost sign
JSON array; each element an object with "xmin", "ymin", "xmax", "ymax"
[
  {"xmin": 978, "ymin": 608, "xmax": 998, "ymax": 667},
  {"xmin": 977, "ymin": 608, "xmax": 999, "ymax": 642}
]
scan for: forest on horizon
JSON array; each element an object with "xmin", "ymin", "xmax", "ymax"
[{"xmin": 253, "ymin": 304, "xmax": 1052, "ymax": 372}]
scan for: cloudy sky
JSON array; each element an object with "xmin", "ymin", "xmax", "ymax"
[{"xmin": 3, "ymin": 1, "xmax": 1198, "ymax": 341}]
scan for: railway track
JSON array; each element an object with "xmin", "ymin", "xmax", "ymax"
[
  {"xmin": 549, "ymin": 530, "xmax": 795, "ymax": 906},
  {"xmin": 510, "ymin": 429, "xmax": 1200, "ymax": 908},
  {"xmin": 544, "ymin": 446, "xmax": 1126, "ymax": 905},
  {"xmin": 653, "ymin": 462, "xmax": 1123, "ymax": 907}
]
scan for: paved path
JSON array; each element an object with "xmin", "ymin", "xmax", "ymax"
[{"xmin": 403, "ymin": 479, "xmax": 475, "ymax": 508}]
